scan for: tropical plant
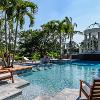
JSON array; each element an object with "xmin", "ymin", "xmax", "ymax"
[
  {"xmin": 51, "ymin": 17, "xmax": 71, "ymax": 59},
  {"xmin": 0, "ymin": 0, "xmax": 37, "ymax": 67},
  {"xmin": 18, "ymin": 29, "xmax": 60, "ymax": 59},
  {"xmin": 40, "ymin": 17, "xmax": 80, "ymax": 59},
  {"xmin": 11, "ymin": 0, "xmax": 37, "ymax": 66},
  {"xmin": 17, "ymin": 17, "xmax": 81, "ymax": 60},
  {"xmin": 64, "ymin": 17, "xmax": 82, "ymax": 56}
]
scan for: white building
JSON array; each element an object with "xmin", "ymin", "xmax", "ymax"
[{"xmin": 79, "ymin": 22, "xmax": 100, "ymax": 54}]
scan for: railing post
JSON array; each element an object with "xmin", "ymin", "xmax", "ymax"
[{"xmin": 79, "ymin": 80, "xmax": 82, "ymax": 97}]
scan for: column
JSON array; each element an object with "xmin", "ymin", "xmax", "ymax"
[
  {"xmin": 89, "ymin": 33, "xmax": 91, "ymax": 52},
  {"xmin": 79, "ymin": 46, "xmax": 82, "ymax": 54},
  {"xmin": 92, "ymin": 37, "xmax": 94, "ymax": 52},
  {"xmin": 84, "ymin": 34, "xmax": 87, "ymax": 52},
  {"xmin": 84, "ymin": 34, "xmax": 87, "ymax": 40},
  {"xmin": 98, "ymin": 32, "xmax": 100, "ymax": 51}
]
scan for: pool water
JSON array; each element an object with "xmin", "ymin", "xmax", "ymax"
[{"xmin": 14, "ymin": 60, "xmax": 100, "ymax": 99}]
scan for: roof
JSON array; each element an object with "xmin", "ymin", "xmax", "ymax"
[
  {"xmin": 87, "ymin": 22, "xmax": 100, "ymax": 29},
  {"xmin": 84, "ymin": 22, "xmax": 100, "ymax": 34}
]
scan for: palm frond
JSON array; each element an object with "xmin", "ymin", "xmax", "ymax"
[
  {"xmin": 19, "ymin": 14, "xmax": 25, "ymax": 29},
  {"xmin": 26, "ymin": 12, "xmax": 34, "ymax": 27}
]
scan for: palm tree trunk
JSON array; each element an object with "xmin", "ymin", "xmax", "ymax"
[
  {"xmin": 11, "ymin": 19, "xmax": 18, "ymax": 67},
  {"xmin": 40, "ymin": 46, "xmax": 43, "ymax": 58},
  {"xmin": 4, "ymin": 11, "xmax": 8, "ymax": 53},
  {"xmin": 60, "ymin": 32, "xmax": 62, "ymax": 59},
  {"xmin": 3, "ymin": 11, "xmax": 8, "ymax": 67},
  {"xmin": 8, "ymin": 27, "xmax": 11, "ymax": 66},
  {"xmin": 0, "ymin": 25, "xmax": 5, "ymax": 68},
  {"xmin": 69, "ymin": 36, "xmax": 72, "ymax": 59}
]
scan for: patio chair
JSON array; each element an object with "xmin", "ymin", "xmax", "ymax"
[
  {"xmin": 78, "ymin": 79, "xmax": 100, "ymax": 100},
  {"xmin": 0, "ymin": 69, "xmax": 14, "ymax": 83},
  {"xmin": 23, "ymin": 57, "xmax": 32, "ymax": 62},
  {"xmin": 23, "ymin": 57, "xmax": 35, "ymax": 63},
  {"xmin": 23, "ymin": 57, "xmax": 29, "ymax": 61}
]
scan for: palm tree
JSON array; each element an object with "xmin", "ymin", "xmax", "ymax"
[
  {"xmin": 53, "ymin": 17, "xmax": 71, "ymax": 59},
  {"xmin": 0, "ymin": 18, "xmax": 4, "ymax": 44},
  {"xmin": 11, "ymin": 0, "xmax": 37, "ymax": 66},
  {"xmin": 0, "ymin": 0, "xmax": 37, "ymax": 67},
  {"xmin": 41, "ymin": 18, "xmax": 71, "ymax": 59},
  {"xmin": 41, "ymin": 21, "xmax": 57, "ymax": 42},
  {"xmin": 0, "ymin": 0, "xmax": 9, "ymax": 53},
  {"xmin": 64, "ymin": 17, "xmax": 82, "ymax": 57},
  {"xmin": 0, "ymin": 18, "xmax": 5, "ymax": 58},
  {"xmin": 41, "ymin": 21, "xmax": 58, "ymax": 56},
  {"xmin": 0, "ymin": 0, "xmax": 12, "ymax": 67},
  {"xmin": 55, "ymin": 20, "xmax": 64, "ymax": 59}
]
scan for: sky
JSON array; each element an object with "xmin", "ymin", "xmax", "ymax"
[{"xmin": 25, "ymin": 0, "xmax": 100, "ymax": 44}]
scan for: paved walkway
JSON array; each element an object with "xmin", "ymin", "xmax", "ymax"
[
  {"xmin": 0, "ymin": 65, "xmax": 32, "ymax": 73},
  {"xmin": 34, "ymin": 88, "xmax": 86, "ymax": 100},
  {"xmin": 0, "ymin": 76, "xmax": 29, "ymax": 100}
]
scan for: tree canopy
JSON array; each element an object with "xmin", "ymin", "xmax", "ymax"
[
  {"xmin": 0, "ymin": 0, "xmax": 81, "ymax": 65},
  {"xmin": 0, "ymin": 0, "xmax": 37, "ymax": 67}
]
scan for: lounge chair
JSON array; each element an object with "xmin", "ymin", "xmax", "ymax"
[
  {"xmin": 23, "ymin": 57, "xmax": 32, "ymax": 62},
  {"xmin": 23, "ymin": 57, "xmax": 29, "ymax": 61},
  {"xmin": 0, "ymin": 69, "xmax": 14, "ymax": 83},
  {"xmin": 78, "ymin": 79, "xmax": 100, "ymax": 100},
  {"xmin": 23, "ymin": 57, "xmax": 35, "ymax": 63}
]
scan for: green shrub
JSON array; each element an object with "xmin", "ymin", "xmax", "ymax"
[
  {"xmin": 31, "ymin": 52, "xmax": 40, "ymax": 60},
  {"xmin": 48, "ymin": 52, "xmax": 59, "ymax": 59},
  {"xmin": 14, "ymin": 54, "xmax": 22, "ymax": 61},
  {"xmin": 0, "ymin": 51, "xmax": 2, "ymax": 58}
]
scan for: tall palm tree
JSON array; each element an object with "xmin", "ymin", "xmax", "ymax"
[
  {"xmin": 0, "ymin": 18, "xmax": 5, "ymax": 57},
  {"xmin": 0, "ymin": 0, "xmax": 9, "ymax": 53},
  {"xmin": 11, "ymin": 0, "xmax": 37, "ymax": 66},
  {"xmin": 41, "ymin": 20, "xmax": 57, "ymax": 45},
  {"xmin": 0, "ymin": 0, "xmax": 37, "ymax": 67},
  {"xmin": 41, "ymin": 21, "xmax": 57, "ymax": 53},
  {"xmin": 41, "ymin": 18, "xmax": 71, "ymax": 59},
  {"xmin": 0, "ymin": 0, "xmax": 12, "ymax": 67},
  {"xmin": 54, "ymin": 17, "xmax": 71, "ymax": 59},
  {"xmin": 0, "ymin": 0, "xmax": 19, "ymax": 67},
  {"xmin": 55, "ymin": 20, "xmax": 64, "ymax": 59},
  {"xmin": 64, "ymin": 17, "xmax": 82, "ymax": 56},
  {"xmin": 0, "ymin": 18, "xmax": 4, "ymax": 44}
]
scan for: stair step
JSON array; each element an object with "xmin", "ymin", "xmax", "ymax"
[{"xmin": 0, "ymin": 88, "xmax": 22, "ymax": 100}]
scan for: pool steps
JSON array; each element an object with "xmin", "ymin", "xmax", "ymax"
[
  {"xmin": 0, "ymin": 88, "xmax": 22, "ymax": 100},
  {"xmin": 0, "ymin": 76, "xmax": 29, "ymax": 100},
  {"xmin": 32, "ymin": 64, "xmax": 52, "ymax": 72}
]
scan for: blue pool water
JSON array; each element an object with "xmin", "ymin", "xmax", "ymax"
[{"xmin": 13, "ymin": 60, "xmax": 100, "ymax": 99}]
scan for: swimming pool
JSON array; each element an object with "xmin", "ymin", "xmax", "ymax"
[{"xmin": 13, "ymin": 60, "xmax": 100, "ymax": 100}]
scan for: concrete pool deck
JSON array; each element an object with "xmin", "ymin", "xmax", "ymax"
[
  {"xmin": 0, "ymin": 76, "xmax": 29, "ymax": 100},
  {"xmin": 34, "ymin": 88, "xmax": 86, "ymax": 100},
  {"xmin": 0, "ymin": 65, "xmax": 32, "ymax": 73}
]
